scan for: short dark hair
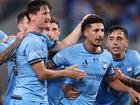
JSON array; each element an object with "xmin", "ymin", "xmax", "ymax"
[
  {"xmin": 107, "ymin": 25, "xmax": 128, "ymax": 39},
  {"xmin": 25, "ymin": 0, "xmax": 51, "ymax": 21},
  {"xmin": 81, "ymin": 15, "xmax": 104, "ymax": 34},
  {"xmin": 17, "ymin": 10, "xmax": 27, "ymax": 24},
  {"xmin": 50, "ymin": 16, "xmax": 60, "ymax": 28}
]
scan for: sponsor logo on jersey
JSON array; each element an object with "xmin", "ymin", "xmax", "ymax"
[{"xmin": 82, "ymin": 60, "xmax": 88, "ymax": 67}]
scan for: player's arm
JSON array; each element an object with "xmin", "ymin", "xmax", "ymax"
[
  {"xmin": 106, "ymin": 76, "xmax": 140, "ymax": 103},
  {"xmin": 114, "ymin": 68, "xmax": 140, "ymax": 89},
  {"xmin": 31, "ymin": 60, "xmax": 86, "ymax": 80},
  {"xmin": 0, "ymin": 35, "xmax": 24, "ymax": 65},
  {"xmin": 48, "ymin": 58, "xmax": 80, "ymax": 100},
  {"xmin": 53, "ymin": 14, "xmax": 92, "ymax": 51}
]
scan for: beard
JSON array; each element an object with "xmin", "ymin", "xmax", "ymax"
[{"xmin": 92, "ymin": 43, "xmax": 102, "ymax": 47}]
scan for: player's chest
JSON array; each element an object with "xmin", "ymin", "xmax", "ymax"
[
  {"xmin": 68, "ymin": 55, "xmax": 110, "ymax": 74},
  {"xmin": 113, "ymin": 61, "xmax": 133, "ymax": 76}
]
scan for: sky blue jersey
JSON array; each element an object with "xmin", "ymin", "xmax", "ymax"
[
  {"xmin": 11, "ymin": 32, "xmax": 55, "ymax": 103},
  {"xmin": 47, "ymin": 36, "xmax": 63, "ymax": 105},
  {"xmin": 0, "ymin": 30, "xmax": 7, "ymax": 40},
  {"xmin": 51, "ymin": 43, "xmax": 114, "ymax": 105},
  {"xmin": 95, "ymin": 49, "xmax": 140, "ymax": 105},
  {"xmin": 0, "ymin": 37, "xmax": 16, "ymax": 105},
  {"xmin": 47, "ymin": 75, "xmax": 64, "ymax": 105},
  {"xmin": 0, "ymin": 42, "xmax": 8, "ymax": 52}
]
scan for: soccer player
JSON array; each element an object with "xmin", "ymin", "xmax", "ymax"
[
  {"xmin": 10, "ymin": 0, "xmax": 86, "ymax": 105},
  {"xmin": 44, "ymin": 16, "xmax": 60, "ymax": 42},
  {"xmin": 0, "ymin": 10, "xmax": 28, "ymax": 65},
  {"xmin": 0, "ymin": 11, "xmax": 28, "ymax": 105},
  {"xmin": 95, "ymin": 25, "xmax": 140, "ymax": 105},
  {"xmin": 46, "ymin": 15, "xmax": 90, "ymax": 105},
  {"xmin": 48, "ymin": 15, "xmax": 140, "ymax": 105}
]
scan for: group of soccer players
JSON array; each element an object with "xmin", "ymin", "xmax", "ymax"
[{"xmin": 0, "ymin": 0, "xmax": 140, "ymax": 105}]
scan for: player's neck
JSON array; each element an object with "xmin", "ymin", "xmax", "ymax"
[
  {"xmin": 113, "ymin": 52, "xmax": 125, "ymax": 60},
  {"xmin": 28, "ymin": 23, "xmax": 43, "ymax": 33},
  {"xmin": 84, "ymin": 41, "xmax": 102, "ymax": 53}
]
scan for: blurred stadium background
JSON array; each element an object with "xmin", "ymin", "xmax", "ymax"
[{"xmin": 0, "ymin": 0, "xmax": 140, "ymax": 104}]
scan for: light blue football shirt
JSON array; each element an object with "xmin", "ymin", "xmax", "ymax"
[
  {"xmin": 12, "ymin": 32, "xmax": 52, "ymax": 103},
  {"xmin": 0, "ymin": 37, "xmax": 16, "ymax": 105},
  {"xmin": 51, "ymin": 43, "xmax": 114, "ymax": 105},
  {"xmin": 95, "ymin": 49, "xmax": 140, "ymax": 105},
  {"xmin": 0, "ymin": 30, "xmax": 7, "ymax": 40}
]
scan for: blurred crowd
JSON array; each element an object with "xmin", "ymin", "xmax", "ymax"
[
  {"xmin": 63, "ymin": 0, "xmax": 140, "ymax": 43},
  {"xmin": 0, "ymin": 0, "xmax": 140, "ymax": 42},
  {"xmin": 0, "ymin": 0, "xmax": 28, "ymax": 20}
]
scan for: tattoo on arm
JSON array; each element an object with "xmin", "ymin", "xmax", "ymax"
[
  {"xmin": 121, "ymin": 76, "xmax": 140, "ymax": 89},
  {"xmin": 0, "ymin": 37, "xmax": 22, "ymax": 65}
]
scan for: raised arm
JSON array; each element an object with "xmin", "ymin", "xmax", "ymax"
[
  {"xmin": 114, "ymin": 68, "xmax": 140, "ymax": 89},
  {"xmin": 0, "ymin": 32, "xmax": 25, "ymax": 65},
  {"xmin": 107, "ymin": 76, "xmax": 140, "ymax": 104},
  {"xmin": 54, "ymin": 14, "xmax": 93, "ymax": 51},
  {"xmin": 32, "ymin": 60, "xmax": 86, "ymax": 80}
]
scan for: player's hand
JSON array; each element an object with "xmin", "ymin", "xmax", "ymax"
[
  {"xmin": 17, "ymin": 31, "xmax": 26, "ymax": 39},
  {"xmin": 62, "ymin": 85, "xmax": 79, "ymax": 100},
  {"xmin": 114, "ymin": 67, "xmax": 124, "ymax": 80},
  {"xmin": 81, "ymin": 13, "xmax": 95, "ymax": 22},
  {"xmin": 64, "ymin": 65, "xmax": 86, "ymax": 79},
  {"xmin": 128, "ymin": 87, "xmax": 140, "ymax": 104}
]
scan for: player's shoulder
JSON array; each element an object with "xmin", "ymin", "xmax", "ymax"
[
  {"xmin": 22, "ymin": 32, "xmax": 43, "ymax": 44},
  {"xmin": 126, "ymin": 49, "xmax": 139, "ymax": 57},
  {"xmin": 59, "ymin": 43, "xmax": 83, "ymax": 54},
  {"xmin": 102, "ymin": 49, "xmax": 113, "ymax": 63},
  {"xmin": 125, "ymin": 49, "xmax": 140, "ymax": 62},
  {"xmin": 103, "ymin": 49, "xmax": 112, "ymax": 57}
]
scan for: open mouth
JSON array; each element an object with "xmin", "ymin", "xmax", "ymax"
[{"xmin": 112, "ymin": 47, "xmax": 120, "ymax": 52}]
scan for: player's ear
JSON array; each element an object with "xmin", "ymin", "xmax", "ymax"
[
  {"xmin": 18, "ymin": 24, "xmax": 23, "ymax": 31},
  {"xmin": 106, "ymin": 37, "xmax": 109, "ymax": 48},
  {"xmin": 29, "ymin": 14, "xmax": 35, "ymax": 21},
  {"xmin": 125, "ymin": 39, "xmax": 128, "ymax": 48},
  {"xmin": 106, "ymin": 41, "xmax": 108, "ymax": 48},
  {"xmin": 83, "ymin": 30, "xmax": 87, "ymax": 37}
]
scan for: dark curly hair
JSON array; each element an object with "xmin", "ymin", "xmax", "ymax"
[{"xmin": 81, "ymin": 15, "xmax": 104, "ymax": 34}]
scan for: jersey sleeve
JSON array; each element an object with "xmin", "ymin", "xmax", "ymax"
[
  {"xmin": 133, "ymin": 51, "xmax": 140, "ymax": 77},
  {"xmin": 0, "ymin": 42, "xmax": 8, "ymax": 52},
  {"xmin": 7, "ymin": 37, "xmax": 16, "ymax": 45},
  {"xmin": 50, "ymin": 49, "xmax": 69, "ymax": 68},
  {"xmin": 0, "ymin": 31, "xmax": 7, "ymax": 40},
  {"xmin": 106, "ymin": 65, "xmax": 115, "ymax": 76},
  {"xmin": 105, "ymin": 56, "xmax": 115, "ymax": 76},
  {"xmin": 42, "ymin": 34, "xmax": 58, "ymax": 50},
  {"xmin": 25, "ymin": 39, "xmax": 47, "ymax": 64}
]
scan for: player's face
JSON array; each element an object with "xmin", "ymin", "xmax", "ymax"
[
  {"xmin": 49, "ymin": 22, "xmax": 60, "ymax": 40},
  {"xmin": 107, "ymin": 30, "xmax": 128, "ymax": 57},
  {"xmin": 43, "ymin": 22, "xmax": 60, "ymax": 40},
  {"xmin": 33, "ymin": 6, "xmax": 51, "ymax": 29},
  {"xmin": 84, "ymin": 23, "xmax": 104, "ymax": 47}
]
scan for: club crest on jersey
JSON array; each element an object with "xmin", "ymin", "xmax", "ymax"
[
  {"xmin": 127, "ymin": 65, "xmax": 132, "ymax": 72},
  {"xmin": 102, "ymin": 61, "xmax": 108, "ymax": 70}
]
